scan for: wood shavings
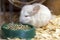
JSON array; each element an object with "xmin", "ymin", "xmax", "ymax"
[{"xmin": 32, "ymin": 15, "xmax": 60, "ymax": 40}]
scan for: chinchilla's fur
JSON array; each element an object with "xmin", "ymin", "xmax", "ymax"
[{"xmin": 19, "ymin": 3, "xmax": 52, "ymax": 28}]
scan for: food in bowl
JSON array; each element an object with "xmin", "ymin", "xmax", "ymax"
[{"xmin": 4, "ymin": 23, "xmax": 31, "ymax": 30}]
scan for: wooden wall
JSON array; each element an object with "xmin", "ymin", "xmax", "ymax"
[{"xmin": 44, "ymin": 0, "xmax": 60, "ymax": 15}]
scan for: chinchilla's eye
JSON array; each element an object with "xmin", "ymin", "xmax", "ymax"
[{"xmin": 25, "ymin": 15, "xmax": 29, "ymax": 17}]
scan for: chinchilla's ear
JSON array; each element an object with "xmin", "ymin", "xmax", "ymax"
[{"xmin": 31, "ymin": 5, "xmax": 40, "ymax": 15}]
